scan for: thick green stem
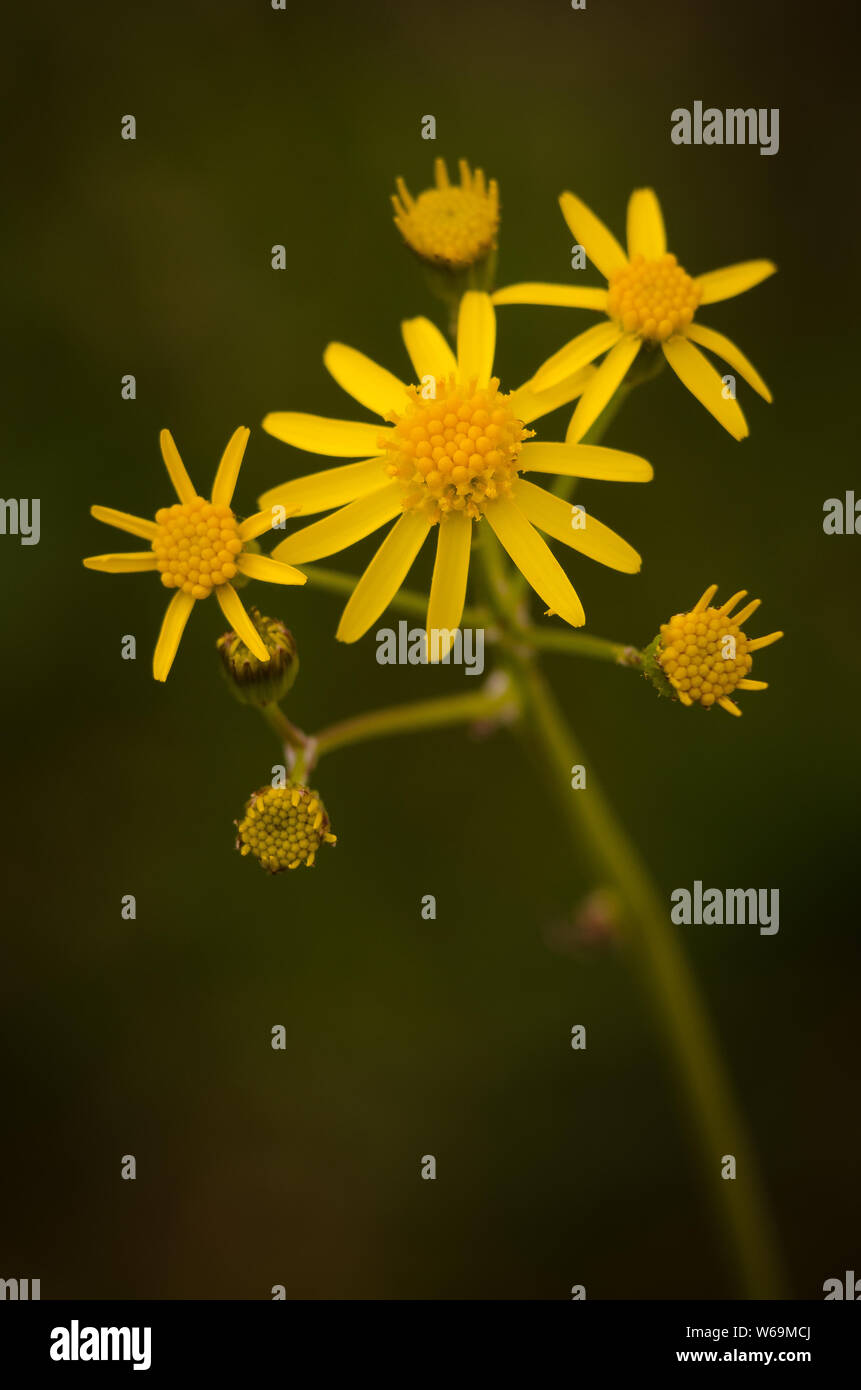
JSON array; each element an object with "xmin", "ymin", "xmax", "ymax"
[
  {"xmin": 526, "ymin": 625, "xmax": 641, "ymax": 666},
  {"xmin": 513, "ymin": 652, "xmax": 784, "ymax": 1298},
  {"xmin": 315, "ymin": 683, "xmax": 515, "ymax": 760}
]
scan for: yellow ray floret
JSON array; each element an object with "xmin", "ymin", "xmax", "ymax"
[
  {"xmin": 493, "ymin": 186, "xmax": 776, "ymax": 443},
  {"xmin": 83, "ymin": 427, "xmax": 306, "ymax": 681},
  {"xmin": 656, "ymin": 583, "xmax": 783, "ymax": 716},
  {"xmin": 392, "ymin": 157, "xmax": 499, "ymax": 271},
  {"xmin": 260, "ymin": 293, "xmax": 653, "ymax": 652}
]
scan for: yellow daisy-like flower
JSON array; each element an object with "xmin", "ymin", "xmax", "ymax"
[
  {"xmin": 83, "ymin": 428, "xmax": 306, "ymax": 681},
  {"xmin": 493, "ymin": 188, "xmax": 776, "ymax": 443},
  {"xmin": 259, "ymin": 292, "xmax": 653, "ymax": 649},
  {"xmin": 656, "ymin": 584, "xmax": 783, "ymax": 716},
  {"xmin": 392, "ymin": 158, "xmax": 499, "ymax": 271}
]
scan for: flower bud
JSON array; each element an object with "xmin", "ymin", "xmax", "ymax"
[
  {"xmin": 235, "ymin": 783, "xmax": 336, "ymax": 872},
  {"xmin": 217, "ymin": 608, "xmax": 299, "ymax": 707},
  {"xmin": 643, "ymin": 584, "xmax": 783, "ymax": 717}
]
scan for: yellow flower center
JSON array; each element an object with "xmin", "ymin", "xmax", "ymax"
[
  {"xmin": 658, "ymin": 606, "xmax": 754, "ymax": 708},
  {"xmin": 396, "ymin": 186, "xmax": 498, "ymax": 269},
  {"xmin": 607, "ymin": 252, "xmax": 700, "ymax": 343},
  {"xmin": 152, "ymin": 497, "xmax": 243, "ymax": 599},
  {"xmin": 380, "ymin": 376, "xmax": 532, "ymax": 523},
  {"xmin": 236, "ymin": 784, "xmax": 336, "ymax": 873}
]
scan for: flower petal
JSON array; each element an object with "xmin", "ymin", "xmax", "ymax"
[
  {"xmin": 236, "ymin": 552, "xmax": 306, "ymax": 586},
  {"xmin": 456, "ymin": 291, "xmax": 496, "ymax": 385},
  {"xmin": 262, "ymin": 412, "xmax": 387, "ymax": 458},
  {"xmin": 83, "ymin": 552, "xmax": 159, "ymax": 573},
  {"xmin": 684, "ymin": 322, "xmax": 772, "ymax": 402},
  {"xmin": 662, "ymin": 336, "xmax": 748, "ymax": 440},
  {"xmin": 258, "ymin": 456, "xmax": 389, "ymax": 518},
  {"xmin": 695, "ymin": 260, "xmax": 777, "ymax": 305},
  {"xmin": 513, "ymin": 478, "xmax": 641, "ymax": 573},
  {"xmin": 492, "ymin": 282, "xmax": 609, "ymax": 310},
  {"xmin": 508, "ymin": 367, "xmax": 597, "ymax": 424},
  {"xmin": 90, "ymin": 505, "xmax": 158, "ymax": 540},
  {"xmin": 626, "ymin": 188, "xmax": 666, "ymax": 259},
  {"xmin": 520, "ymin": 441, "xmax": 653, "ymax": 482},
  {"xmin": 336, "ymin": 510, "xmax": 432, "ymax": 643},
  {"xmin": 530, "ymin": 321, "xmax": 623, "ymax": 391},
  {"xmin": 210, "ymin": 426, "xmax": 250, "ymax": 508},
  {"xmin": 426, "ymin": 510, "xmax": 472, "ymax": 659},
  {"xmin": 238, "ymin": 508, "xmax": 281, "ymax": 541},
  {"xmin": 153, "ymin": 590, "xmax": 196, "ymax": 682},
  {"xmin": 558, "ymin": 192, "xmax": 627, "ymax": 280},
  {"xmin": 401, "ymin": 316, "xmax": 458, "ymax": 383},
  {"xmin": 323, "ymin": 343, "xmax": 408, "ymax": 418},
  {"xmin": 159, "ymin": 429, "xmax": 197, "ymax": 504},
  {"xmin": 214, "ymin": 583, "xmax": 270, "ymax": 662},
  {"xmin": 747, "ymin": 631, "xmax": 783, "ymax": 652},
  {"xmin": 565, "ymin": 335, "xmax": 641, "ymax": 442},
  {"xmin": 271, "ymin": 483, "xmax": 403, "ymax": 565},
  {"xmin": 485, "ymin": 496, "xmax": 585, "ymax": 627}
]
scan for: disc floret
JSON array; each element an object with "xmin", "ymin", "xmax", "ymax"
[
  {"xmin": 653, "ymin": 584, "xmax": 783, "ymax": 716},
  {"xmin": 380, "ymin": 375, "xmax": 532, "ymax": 523},
  {"xmin": 392, "ymin": 158, "xmax": 499, "ymax": 271},
  {"xmin": 152, "ymin": 498, "xmax": 243, "ymax": 598},
  {"xmin": 607, "ymin": 252, "xmax": 700, "ymax": 343},
  {"xmin": 236, "ymin": 783, "xmax": 336, "ymax": 872}
]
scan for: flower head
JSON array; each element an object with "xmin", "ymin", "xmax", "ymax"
[
  {"xmin": 648, "ymin": 583, "xmax": 783, "ymax": 716},
  {"xmin": 217, "ymin": 608, "xmax": 299, "ymax": 706},
  {"xmin": 260, "ymin": 292, "xmax": 653, "ymax": 650},
  {"xmin": 83, "ymin": 428, "xmax": 306, "ymax": 681},
  {"xmin": 236, "ymin": 783, "xmax": 336, "ymax": 872},
  {"xmin": 493, "ymin": 188, "xmax": 776, "ymax": 442},
  {"xmin": 392, "ymin": 158, "xmax": 499, "ymax": 271}
]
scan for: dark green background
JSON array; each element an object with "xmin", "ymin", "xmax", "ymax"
[{"xmin": 2, "ymin": 0, "xmax": 858, "ymax": 1298}]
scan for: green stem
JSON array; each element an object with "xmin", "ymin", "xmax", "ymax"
[
  {"xmin": 525, "ymin": 625, "xmax": 641, "ymax": 666},
  {"xmin": 549, "ymin": 380, "xmax": 633, "ymax": 503},
  {"xmin": 315, "ymin": 682, "xmax": 516, "ymax": 760},
  {"xmin": 262, "ymin": 702, "xmax": 309, "ymax": 779},
  {"xmin": 262, "ymin": 702, "xmax": 304, "ymax": 753},
  {"xmin": 302, "ymin": 563, "xmax": 489, "ymax": 628},
  {"xmin": 512, "ymin": 653, "xmax": 784, "ymax": 1298}
]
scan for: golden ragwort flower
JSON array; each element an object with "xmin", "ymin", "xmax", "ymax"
[
  {"xmin": 655, "ymin": 583, "xmax": 783, "ymax": 716},
  {"xmin": 259, "ymin": 292, "xmax": 654, "ymax": 649},
  {"xmin": 83, "ymin": 428, "xmax": 306, "ymax": 681},
  {"xmin": 494, "ymin": 188, "xmax": 776, "ymax": 443},
  {"xmin": 236, "ymin": 783, "xmax": 336, "ymax": 872},
  {"xmin": 392, "ymin": 158, "xmax": 499, "ymax": 271}
]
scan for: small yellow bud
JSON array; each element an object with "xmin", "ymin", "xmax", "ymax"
[
  {"xmin": 235, "ymin": 783, "xmax": 336, "ymax": 873},
  {"xmin": 643, "ymin": 584, "xmax": 783, "ymax": 717}
]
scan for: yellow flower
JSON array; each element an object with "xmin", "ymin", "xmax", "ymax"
[
  {"xmin": 260, "ymin": 292, "xmax": 653, "ymax": 649},
  {"xmin": 236, "ymin": 783, "xmax": 336, "ymax": 872},
  {"xmin": 494, "ymin": 188, "xmax": 776, "ymax": 442},
  {"xmin": 83, "ymin": 428, "xmax": 306, "ymax": 681},
  {"xmin": 655, "ymin": 584, "xmax": 783, "ymax": 716},
  {"xmin": 392, "ymin": 158, "xmax": 499, "ymax": 271}
]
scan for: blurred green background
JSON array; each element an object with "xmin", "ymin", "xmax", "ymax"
[{"xmin": 2, "ymin": 0, "xmax": 858, "ymax": 1299}]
